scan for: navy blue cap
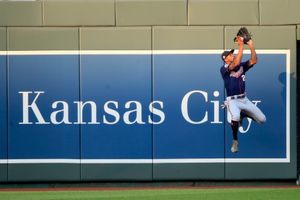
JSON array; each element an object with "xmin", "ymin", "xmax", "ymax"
[{"xmin": 221, "ymin": 49, "xmax": 234, "ymax": 61}]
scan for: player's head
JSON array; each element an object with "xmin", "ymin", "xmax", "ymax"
[{"xmin": 221, "ymin": 49, "xmax": 234, "ymax": 63}]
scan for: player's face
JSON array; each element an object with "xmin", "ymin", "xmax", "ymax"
[{"xmin": 225, "ymin": 53, "xmax": 234, "ymax": 63}]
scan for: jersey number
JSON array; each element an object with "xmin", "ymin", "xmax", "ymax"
[{"xmin": 242, "ymin": 75, "xmax": 246, "ymax": 82}]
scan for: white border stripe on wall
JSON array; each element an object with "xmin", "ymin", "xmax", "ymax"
[
  {"xmin": 0, "ymin": 49, "xmax": 290, "ymax": 55},
  {"xmin": 0, "ymin": 158, "xmax": 290, "ymax": 164},
  {"xmin": 7, "ymin": 159, "xmax": 81, "ymax": 164},
  {"xmin": 286, "ymin": 50, "xmax": 290, "ymax": 161},
  {"xmin": 0, "ymin": 49, "xmax": 291, "ymax": 164},
  {"xmin": 81, "ymin": 159, "xmax": 153, "ymax": 164}
]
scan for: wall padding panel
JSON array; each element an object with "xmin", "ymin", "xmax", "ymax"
[
  {"xmin": 7, "ymin": 28, "xmax": 80, "ymax": 182},
  {"xmin": 80, "ymin": 27, "xmax": 151, "ymax": 50},
  {"xmin": 0, "ymin": 1, "xmax": 42, "ymax": 26},
  {"xmin": 43, "ymin": 0, "xmax": 115, "ymax": 26},
  {"xmin": 153, "ymin": 26, "xmax": 223, "ymax": 50},
  {"xmin": 0, "ymin": 28, "xmax": 7, "ymax": 183},
  {"xmin": 8, "ymin": 28, "xmax": 79, "ymax": 51},
  {"xmin": 189, "ymin": 0, "xmax": 259, "ymax": 25},
  {"xmin": 152, "ymin": 26, "xmax": 225, "ymax": 180},
  {"xmin": 80, "ymin": 27, "xmax": 153, "ymax": 181},
  {"xmin": 224, "ymin": 26, "xmax": 297, "ymax": 179},
  {"xmin": 260, "ymin": 0, "xmax": 300, "ymax": 25},
  {"xmin": 116, "ymin": 0, "xmax": 187, "ymax": 26}
]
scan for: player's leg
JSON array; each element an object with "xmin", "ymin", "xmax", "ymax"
[
  {"xmin": 228, "ymin": 99, "xmax": 241, "ymax": 140},
  {"xmin": 239, "ymin": 111, "xmax": 252, "ymax": 127},
  {"xmin": 242, "ymin": 97, "xmax": 266, "ymax": 124},
  {"xmin": 228, "ymin": 100, "xmax": 241, "ymax": 153}
]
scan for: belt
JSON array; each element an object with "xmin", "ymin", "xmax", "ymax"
[{"xmin": 227, "ymin": 93, "xmax": 246, "ymax": 100}]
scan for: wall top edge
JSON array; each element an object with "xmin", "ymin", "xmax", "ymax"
[{"xmin": 0, "ymin": 49, "xmax": 291, "ymax": 55}]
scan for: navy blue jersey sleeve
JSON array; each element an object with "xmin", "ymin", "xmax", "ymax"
[{"xmin": 240, "ymin": 61, "xmax": 253, "ymax": 72}]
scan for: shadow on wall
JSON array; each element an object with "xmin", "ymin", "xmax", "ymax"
[{"xmin": 278, "ymin": 72, "xmax": 296, "ymax": 104}]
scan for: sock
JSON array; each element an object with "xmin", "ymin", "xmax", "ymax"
[{"xmin": 231, "ymin": 120, "xmax": 239, "ymax": 140}]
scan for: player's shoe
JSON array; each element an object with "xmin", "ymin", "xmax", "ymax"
[{"xmin": 231, "ymin": 140, "xmax": 239, "ymax": 153}]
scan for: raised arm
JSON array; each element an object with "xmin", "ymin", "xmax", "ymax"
[
  {"xmin": 247, "ymin": 39, "xmax": 257, "ymax": 66},
  {"xmin": 228, "ymin": 36, "xmax": 244, "ymax": 70}
]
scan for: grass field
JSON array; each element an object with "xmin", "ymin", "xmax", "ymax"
[{"xmin": 0, "ymin": 188, "xmax": 300, "ymax": 200}]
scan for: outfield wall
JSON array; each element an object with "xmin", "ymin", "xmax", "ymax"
[{"xmin": 0, "ymin": 0, "xmax": 299, "ymax": 182}]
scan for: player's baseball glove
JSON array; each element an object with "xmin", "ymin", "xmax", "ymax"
[{"xmin": 234, "ymin": 27, "xmax": 252, "ymax": 44}]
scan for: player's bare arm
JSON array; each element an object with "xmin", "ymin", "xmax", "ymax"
[
  {"xmin": 247, "ymin": 39, "xmax": 257, "ymax": 67},
  {"xmin": 228, "ymin": 36, "xmax": 244, "ymax": 70}
]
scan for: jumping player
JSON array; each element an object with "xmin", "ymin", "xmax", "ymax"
[{"xmin": 220, "ymin": 36, "xmax": 266, "ymax": 153}]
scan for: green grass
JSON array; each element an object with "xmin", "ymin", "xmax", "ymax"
[{"xmin": 0, "ymin": 188, "xmax": 300, "ymax": 200}]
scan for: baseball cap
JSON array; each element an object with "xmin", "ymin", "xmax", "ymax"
[{"xmin": 221, "ymin": 49, "xmax": 234, "ymax": 61}]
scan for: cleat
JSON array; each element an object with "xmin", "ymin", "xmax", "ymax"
[{"xmin": 231, "ymin": 140, "xmax": 239, "ymax": 153}]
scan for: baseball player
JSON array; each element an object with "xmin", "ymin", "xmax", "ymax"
[{"xmin": 220, "ymin": 36, "xmax": 266, "ymax": 153}]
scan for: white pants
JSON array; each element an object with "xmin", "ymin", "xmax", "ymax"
[{"xmin": 227, "ymin": 96, "xmax": 266, "ymax": 123}]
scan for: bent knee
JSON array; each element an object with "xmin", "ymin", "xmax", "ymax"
[
  {"xmin": 231, "ymin": 114, "xmax": 240, "ymax": 122},
  {"xmin": 257, "ymin": 114, "xmax": 266, "ymax": 124}
]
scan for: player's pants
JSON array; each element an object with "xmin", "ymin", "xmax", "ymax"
[{"xmin": 227, "ymin": 96, "xmax": 266, "ymax": 123}]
